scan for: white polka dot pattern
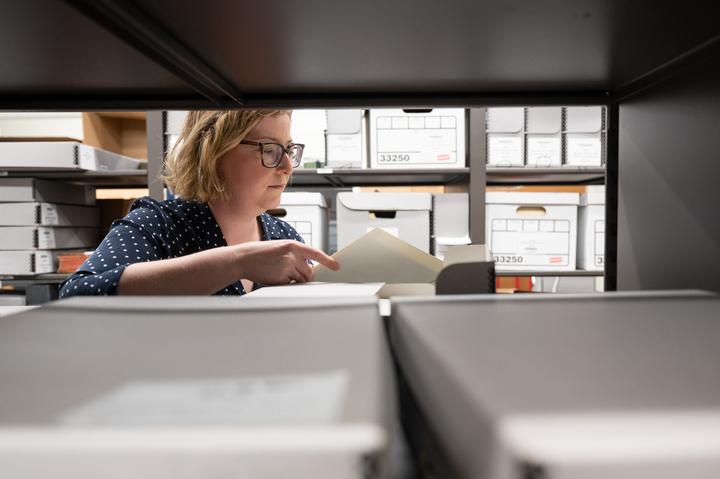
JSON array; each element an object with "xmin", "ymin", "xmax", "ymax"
[{"xmin": 60, "ymin": 197, "xmax": 306, "ymax": 298}]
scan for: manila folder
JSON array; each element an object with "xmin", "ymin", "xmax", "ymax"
[{"xmin": 313, "ymin": 228, "xmax": 443, "ymax": 284}]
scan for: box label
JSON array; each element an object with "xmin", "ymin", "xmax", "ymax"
[
  {"xmin": 527, "ymin": 137, "xmax": 561, "ymax": 166},
  {"xmin": 326, "ymin": 134, "xmax": 362, "ymax": 166},
  {"xmin": 566, "ymin": 136, "xmax": 602, "ymax": 166},
  {"xmin": 42, "ymin": 204, "xmax": 59, "ymax": 225},
  {"xmin": 78, "ymin": 144, "xmax": 97, "ymax": 170},
  {"xmin": 488, "ymin": 136, "xmax": 523, "ymax": 166},
  {"xmin": 60, "ymin": 370, "xmax": 349, "ymax": 426},
  {"xmin": 34, "ymin": 251, "xmax": 53, "ymax": 273},
  {"xmin": 37, "ymin": 227, "xmax": 56, "ymax": 249}
]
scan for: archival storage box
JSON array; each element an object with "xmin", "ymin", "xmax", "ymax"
[
  {"xmin": 0, "ymin": 249, "xmax": 84, "ymax": 275},
  {"xmin": 525, "ymin": 107, "xmax": 563, "ymax": 167},
  {"xmin": 0, "ymin": 141, "xmax": 142, "ymax": 171},
  {"xmin": 563, "ymin": 106, "xmax": 605, "ymax": 167},
  {"xmin": 337, "ymin": 192, "xmax": 432, "ymax": 253},
  {"xmin": 0, "ymin": 296, "xmax": 395, "ymax": 477},
  {"xmin": 272, "ymin": 192, "xmax": 330, "ymax": 253},
  {"xmin": 369, "ymin": 109, "xmax": 466, "ymax": 169},
  {"xmin": 325, "ymin": 109, "xmax": 364, "ymax": 168},
  {"xmin": 0, "ymin": 178, "xmax": 96, "ymax": 206},
  {"xmin": 486, "ymin": 191, "xmax": 579, "ymax": 271},
  {"xmin": 578, "ymin": 192, "xmax": 606, "ymax": 271},
  {"xmin": 432, "ymin": 193, "xmax": 470, "ymax": 260},
  {"xmin": 0, "ymin": 202, "xmax": 100, "ymax": 227},
  {"xmin": 0, "ymin": 226, "xmax": 99, "ymax": 250},
  {"xmin": 486, "ymin": 107, "xmax": 525, "ymax": 167}
]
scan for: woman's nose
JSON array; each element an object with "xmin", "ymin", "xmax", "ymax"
[{"xmin": 277, "ymin": 151, "xmax": 294, "ymax": 172}]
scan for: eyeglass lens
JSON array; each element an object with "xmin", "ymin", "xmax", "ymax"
[{"xmin": 261, "ymin": 144, "xmax": 303, "ymax": 168}]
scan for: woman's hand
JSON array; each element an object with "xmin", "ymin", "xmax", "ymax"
[{"xmin": 234, "ymin": 240, "xmax": 340, "ymax": 285}]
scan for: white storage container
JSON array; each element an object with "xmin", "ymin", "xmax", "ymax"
[
  {"xmin": 0, "ymin": 142, "xmax": 142, "ymax": 170},
  {"xmin": 432, "ymin": 193, "xmax": 470, "ymax": 260},
  {"xmin": 563, "ymin": 106, "xmax": 605, "ymax": 166},
  {"xmin": 0, "ymin": 226, "xmax": 99, "ymax": 250},
  {"xmin": 578, "ymin": 192, "xmax": 606, "ymax": 270},
  {"xmin": 325, "ymin": 109, "xmax": 364, "ymax": 168},
  {"xmin": 525, "ymin": 107, "xmax": 562, "ymax": 167},
  {"xmin": 0, "ymin": 178, "xmax": 96, "ymax": 205},
  {"xmin": 0, "ymin": 249, "xmax": 78, "ymax": 275},
  {"xmin": 336, "ymin": 192, "xmax": 432, "ymax": 253},
  {"xmin": 486, "ymin": 107, "xmax": 525, "ymax": 167},
  {"xmin": 274, "ymin": 192, "xmax": 330, "ymax": 253},
  {"xmin": 369, "ymin": 109, "xmax": 466, "ymax": 169},
  {"xmin": 486, "ymin": 191, "xmax": 579, "ymax": 271},
  {"xmin": 0, "ymin": 202, "xmax": 100, "ymax": 227}
]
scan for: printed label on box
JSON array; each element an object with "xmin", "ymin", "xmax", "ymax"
[
  {"xmin": 326, "ymin": 134, "xmax": 362, "ymax": 164},
  {"xmin": 35, "ymin": 251, "xmax": 53, "ymax": 273},
  {"xmin": 79, "ymin": 144, "xmax": 97, "ymax": 170},
  {"xmin": 37, "ymin": 227, "xmax": 56, "ymax": 249},
  {"xmin": 488, "ymin": 136, "xmax": 523, "ymax": 166},
  {"xmin": 566, "ymin": 136, "xmax": 602, "ymax": 166},
  {"xmin": 527, "ymin": 137, "xmax": 561, "ymax": 166},
  {"xmin": 42, "ymin": 204, "xmax": 59, "ymax": 225}
]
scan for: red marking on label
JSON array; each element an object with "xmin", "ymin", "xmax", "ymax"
[
  {"xmin": 550, "ymin": 257, "xmax": 563, "ymax": 264},
  {"xmin": 437, "ymin": 154, "xmax": 451, "ymax": 161}
]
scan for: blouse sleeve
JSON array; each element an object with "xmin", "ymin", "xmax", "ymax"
[{"xmin": 59, "ymin": 208, "xmax": 165, "ymax": 297}]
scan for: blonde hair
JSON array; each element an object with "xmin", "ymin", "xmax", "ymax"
[{"xmin": 162, "ymin": 110, "xmax": 290, "ymax": 203}]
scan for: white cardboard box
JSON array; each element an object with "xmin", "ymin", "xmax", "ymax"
[
  {"xmin": 274, "ymin": 192, "xmax": 330, "ymax": 253},
  {"xmin": 525, "ymin": 107, "xmax": 563, "ymax": 167},
  {"xmin": 578, "ymin": 192, "xmax": 606, "ymax": 270},
  {"xmin": 326, "ymin": 109, "xmax": 364, "ymax": 168},
  {"xmin": 0, "ymin": 142, "xmax": 142, "ymax": 170},
  {"xmin": 0, "ymin": 178, "xmax": 96, "ymax": 205},
  {"xmin": 486, "ymin": 191, "xmax": 579, "ymax": 271},
  {"xmin": 563, "ymin": 106, "xmax": 604, "ymax": 166},
  {"xmin": 0, "ymin": 249, "xmax": 84, "ymax": 275},
  {"xmin": 0, "ymin": 226, "xmax": 99, "ymax": 250},
  {"xmin": 432, "ymin": 193, "xmax": 470, "ymax": 260},
  {"xmin": 486, "ymin": 107, "xmax": 525, "ymax": 167},
  {"xmin": 0, "ymin": 202, "xmax": 100, "ymax": 227},
  {"xmin": 337, "ymin": 192, "xmax": 432, "ymax": 253},
  {"xmin": 369, "ymin": 109, "xmax": 466, "ymax": 169}
]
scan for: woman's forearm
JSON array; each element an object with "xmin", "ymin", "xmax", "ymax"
[{"xmin": 117, "ymin": 246, "xmax": 243, "ymax": 295}]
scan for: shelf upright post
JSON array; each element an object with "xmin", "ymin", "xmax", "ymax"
[
  {"xmin": 604, "ymin": 103, "xmax": 619, "ymax": 291},
  {"xmin": 145, "ymin": 110, "xmax": 165, "ymax": 201},
  {"xmin": 468, "ymin": 108, "xmax": 487, "ymax": 244}
]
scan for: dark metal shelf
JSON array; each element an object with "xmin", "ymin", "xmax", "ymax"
[
  {"xmin": 487, "ymin": 167, "xmax": 606, "ymax": 185},
  {"xmin": 0, "ymin": 273, "xmax": 70, "ymax": 282},
  {"xmin": 0, "ymin": 170, "xmax": 148, "ymax": 187},
  {"xmin": 495, "ymin": 270, "xmax": 604, "ymax": 277},
  {"xmin": 289, "ymin": 168, "xmax": 469, "ymax": 187}
]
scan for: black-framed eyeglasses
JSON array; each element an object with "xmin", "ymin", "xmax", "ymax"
[{"xmin": 239, "ymin": 140, "xmax": 305, "ymax": 168}]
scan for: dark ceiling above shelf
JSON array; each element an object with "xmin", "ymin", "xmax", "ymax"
[{"xmin": 1, "ymin": 0, "xmax": 719, "ymax": 110}]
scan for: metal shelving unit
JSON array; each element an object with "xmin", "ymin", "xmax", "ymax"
[
  {"xmin": 288, "ymin": 167, "xmax": 469, "ymax": 188},
  {"xmin": 495, "ymin": 270, "xmax": 603, "ymax": 277},
  {"xmin": 0, "ymin": 169, "xmax": 149, "ymax": 187},
  {"xmin": 486, "ymin": 167, "xmax": 605, "ymax": 185}
]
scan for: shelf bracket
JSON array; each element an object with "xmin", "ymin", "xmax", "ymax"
[{"xmin": 62, "ymin": 0, "xmax": 244, "ymax": 106}]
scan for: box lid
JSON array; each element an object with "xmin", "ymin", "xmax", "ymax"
[
  {"xmin": 280, "ymin": 192, "xmax": 328, "ymax": 207},
  {"xmin": 580, "ymin": 192, "xmax": 606, "ymax": 206},
  {"xmin": 526, "ymin": 107, "xmax": 562, "ymax": 134},
  {"xmin": 338, "ymin": 192, "xmax": 432, "ymax": 211},
  {"xmin": 486, "ymin": 191, "xmax": 580, "ymax": 206},
  {"xmin": 565, "ymin": 106, "xmax": 604, "ymax": 133},
  {"xmin": 486, "ymin": 108, "xmax": 524, "ymax": 133}
]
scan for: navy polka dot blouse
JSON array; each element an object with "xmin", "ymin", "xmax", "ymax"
[{"xmin": 60, "ymin": 197, "xmax": 305, "ymax": 297}]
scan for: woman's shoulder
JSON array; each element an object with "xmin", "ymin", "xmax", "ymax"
[{"xmin": 127, "ymin": 196, "xmax": 207, "ymax": 218}]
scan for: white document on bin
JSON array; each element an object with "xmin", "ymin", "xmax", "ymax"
[
  {"xmin": 247, "ymin": 282, "xmax": 385, "ymax": 298},
  {"xmin": 59, "ymin": 370, "xmax": 349, "ymax": 426},
  {"xmin": 314, "ymin": 227, "xmax": 443, "ymax": 284}
]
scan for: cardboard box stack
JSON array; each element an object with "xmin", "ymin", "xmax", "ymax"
[
  {"xmin": 577, "ymin": 192, "xmax": 606, "ymax": 270},
  {"xmin": 272, "ymin": 192, "xmax": 330, "ymax": 253},
  {"xmin": 0, "ymin": 178, "xmax": 99, "ymax": 275}
]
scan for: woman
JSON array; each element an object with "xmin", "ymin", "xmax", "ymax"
[{"xmin": 60, "ymin": 110, "xmax": 339, "ymax": 297}]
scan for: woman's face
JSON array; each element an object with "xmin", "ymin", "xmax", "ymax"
[{"xmin": 216, "ymin": 114, "xmax": 293, "ymax": 214}]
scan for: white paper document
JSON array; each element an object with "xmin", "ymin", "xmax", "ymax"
[
  {"xmin": 313, "ymin": 228, "xmax": 443, "ymax": 284},
  {"xmin": 59, "ymin": 370, "xmax": 349, "ymax": 426}
]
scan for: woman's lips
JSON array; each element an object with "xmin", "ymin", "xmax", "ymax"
[{"xmin": 269, "ymin": 184, "xmax": 285, "ymax": 190}]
